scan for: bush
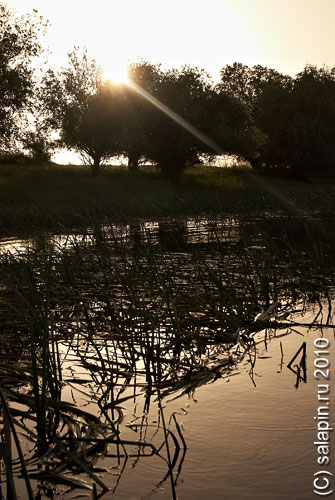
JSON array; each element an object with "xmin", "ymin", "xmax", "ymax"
[{"xmin": 0, "ymin": 151, "xmax": 29, "ymax": 165}]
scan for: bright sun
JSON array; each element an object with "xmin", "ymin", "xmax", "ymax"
[{"xmin": 102, "ymin": 61, "xmax": 129, "ymax": 84}]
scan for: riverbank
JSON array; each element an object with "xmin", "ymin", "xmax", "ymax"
[{"xmin": 0, "ymin": 162, "xmax": 334, "ymax": 233}]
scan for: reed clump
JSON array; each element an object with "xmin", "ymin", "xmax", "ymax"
[{"xmin": 0, "ymin": 220, "xmax": 334, "ymax": 497}]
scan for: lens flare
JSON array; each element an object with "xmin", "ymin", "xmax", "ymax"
[{"xmin": 127, "ymin": 79, "xmax": 223, "ymax": 155}]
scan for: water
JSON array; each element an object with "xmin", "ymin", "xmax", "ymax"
[
  {"xmin": 175, "ymin": 326, "xmax": 330, "ymax": 500},
  {"xmin": 0, "ymin": 214, "xmax": 334, "ymax": 499},
  {"xmin": 57, "ymin": 307, "xmax": 334, "ymax": 499},
  {"xmin": 0, "ymin": 213, "xmax": 333, "ymax": 256},
  {"xmin": 9, "ymin": 318, "xmax": 330, "ymax": 499}
]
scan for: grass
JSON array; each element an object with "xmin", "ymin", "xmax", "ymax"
[{"xmin": 0, "ymin": 162, "xmax": 334, "ymax": 234}]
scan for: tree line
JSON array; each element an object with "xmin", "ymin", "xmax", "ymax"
[{"xmin": 2, "ymin": 3, "xmax": 335, "ymax": 179}]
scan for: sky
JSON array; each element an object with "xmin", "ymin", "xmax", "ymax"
[{"xmin": 6, "ymin": 0, "xmax": 335, "ymax": 83}]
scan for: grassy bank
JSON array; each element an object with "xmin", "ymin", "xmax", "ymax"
[{"xmin": 0, "ymin": 162, "xmax": 334, "ymax": 234}]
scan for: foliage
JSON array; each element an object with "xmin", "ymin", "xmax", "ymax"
[
  {"xmin": 22, "ymin": 129, "xmax": 55, "ymax": 164},
  {"xmin": 0, "ymin": 3, "xmax": 47, "ymax": 147},
  {"xmin": 42, "ymin": 48, "xmax": 119, "ymax": 174},
  {"xmin": 208, "ymin": 90, "xmax": 265, "ymax": 163},
  {"xmin": 117, "ymin": 61, "xmax": 163, "ymax": 170},
  {"xmin": 0, "ymin": 151, "xmax": 28, "ymax": 165},
  {"xmin": 256, "ymin": 65, "xmax": 335, "ymax": 174},
  {"xmin": 43, "ymin": 57, "xmax": 263, "ymax": 179},
  {"xmin": 143, "ymin": 65, "xmax": 215, "ymax": 179},
  {"xmin": 62, "ymin": 82, "xmax": 119, "ymax": 174},
  {"xmin": 125, "ymin": 65, "xmax": 259, "ymax": 180},
  {"xmin": 218, "ymin": 62, "xmax": 292, "ymax": 114}
]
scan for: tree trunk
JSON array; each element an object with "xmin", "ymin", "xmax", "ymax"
[
  {"xmin": 128, "ymin": 154, "xmax": 139, "ymax": 171},
  {"xmin": 92, "ymin": 156, "xmax": 101, "ymax": 176}
]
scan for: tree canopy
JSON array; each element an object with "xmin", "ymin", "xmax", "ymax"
[
  {"xmin": 218, "ymin": 63, "xmax": 292, "ymax": 114},
  {"xmin": 116, "ymin": 61, "xmax": 163, "ymax": 170},
  {"xmin": 125, "ymin": 65, "xmax": 262, "ymax": 179},
  {"xmin": 0, "ymin": 3, "xmax": 47, "ymax": 148},
  {"xmin": 142, "ymin": 66, "xmax": 216, "ymax": 178},
  {"xmin": 42, "ymin": 48, "xmax": 121, "ymax": 174},
  {"xmin": 42, "ymin": 57, "xmax": 263, "ymax": 179},
  {"xmin": 255, "ymin": 65, "xmax": 335, "ymax": 175}
]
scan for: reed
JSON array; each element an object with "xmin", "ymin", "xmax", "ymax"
[{"xmin": 0, "ymin": 220, "xmax": 334, "ymax": 496}]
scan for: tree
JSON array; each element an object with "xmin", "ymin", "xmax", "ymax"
[
  {"xmin": 42, "ymin": 48, "xmax": 119, "ymax": 175},
  {"xmin": 0, "ymin": 3, "xmax": 47, "ymax": 148},
  {"xmin": 22, "ymin": 128, "xmax": 55, "ymax": 164},
  {"xmin": 134, "ymin": 65, "xmax": 220, "ymax": 179},
  {"xmin": 135, "ymin": 65, "xmax": 263, "ymax": 179},
  {"xmin": 255, "ymin": 65, "xmax": 335, "ymax": 175},
  {"xmin": 60, "ymin": 83, "xmax": 118, "ymax": 175},
  {"xmin": 218, "ymin": 63, "xmax": 292, "ymax": 114},
  {"xmin": 117, "ymin": 61, "xmax": 163, "ymax": 170},
  {"xmin": 126, "ymin": 66, "xmax": 231, "ymax": 179},
  {"xmin": 253, "ymin": 83, "xmax": 290, "ymax": 170},
  {"xmin": 207, "ymin": 89, "xmax": 265, "ymax": 165}
]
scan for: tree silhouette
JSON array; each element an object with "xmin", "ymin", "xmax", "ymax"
[
  {"xmin": 218, "ymin": 63, "xmax": 292, "ymax": 114},
  {"xmin": 209, "ymin": 89, "xmax": 265, "ymax": 165},
  {"xmin": 256, "ymin": 65, "xmax": 335, "ymax": 175},
  {"xmin": 42, "ymin": 48, "xmax": 119, "ymax": 174},
  {"xmin": 139, "ymin": 65, "xmax": 262, "ymax": 179},
  {"xmin": 0, "ymin": 3, "xmax": 47, "ymax": 148},
  {"xmin": 117, "ymin": 61, "xmax": 163, "ymax": 170},
  {"xmin": 145, "ymin": 66, "xmax": 214, "ymax": 179}
]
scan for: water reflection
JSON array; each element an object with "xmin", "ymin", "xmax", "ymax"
[
  {"xmin": 2, "ymin": 303, "xmax": 330, "ymax": 499},
  {"xmin": 250, "ymin": 217, "xmax": 335, "ymax": 259},
  {"xmin": 2, "ymin": 214, "xmax": 333, "ymax": 255},
  {"xmin": 157, "ymin": 221, "xmax": 187, "ymax": 251}
]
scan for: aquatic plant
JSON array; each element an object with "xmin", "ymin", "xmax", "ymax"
[{"xmin": 0, "ymin": 219, "xmax": 334, "ymax": 497}]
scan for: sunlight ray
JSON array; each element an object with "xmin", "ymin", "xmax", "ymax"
[{"xmin": 127, "ymin": 79, "xmax": 223, "ymax": 155}]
